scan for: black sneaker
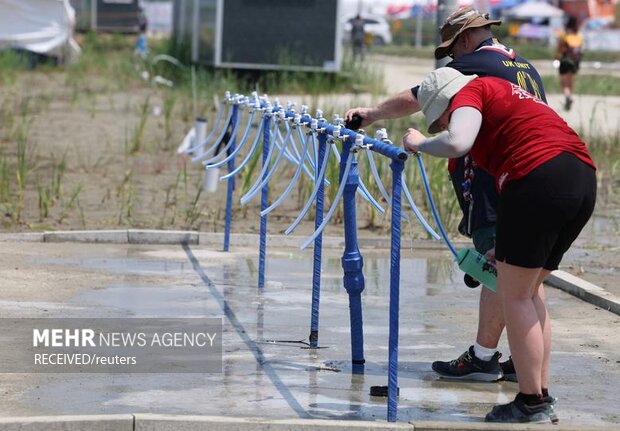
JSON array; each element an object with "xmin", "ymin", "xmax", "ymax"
[
  {"xmin": 564, "ymin": 95, "xmax": 573, "ymax": 111},
  {"xmin": 544, "ymin": 395, "xmax": 558, "ymax": 406},
  {"xmin": 485, "ymin": 393, "xmax": 559, "ymax": 423},
  {"xmin": 500, "ymin": 356, "xmax": 517, "ymax": 382},
  {"xmin": 431, "ymin": 346, "xmax": 503, "ymax": 382}
]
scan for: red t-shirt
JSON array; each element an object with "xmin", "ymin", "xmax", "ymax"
[{"xmin": 450, "ymin": 77, "xmax": 595, "ymax": 192}]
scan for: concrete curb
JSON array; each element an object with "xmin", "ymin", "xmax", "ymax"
[
  {"xmin": 197, "ymin": 232, "xmax": 462, "ymax": 250},
  {"xmin": 545, "ymin": 270, "xmax": 620, "ymax": 315},
  {"xmin": 128, "ymin": 229, "xmax": 199, "ymax": 245},
  {"xmin": 44, "ymin": 230, "xmax": 128, "ymax": 243},
  {"xmin": 0, "ymin": 230, "xmax": 465, "ymax": 250},
  {"xmin": 0, "ymin": 414, "xmax": 133, "ymax": 430},
  {"xmin": 0, "ymin": 414, "xmax": 613, "ymax": 431},
  {"xmin": 0, "ymin": 230, "xmax": 616, "ymax": 318},
  {"xmin": 134, "ymin": 414, "xmax": 413, "ymax": 431},
  {"xmin": 0, "ymin": 232, "xmax": 45, "ymax": 242},
  {"xmin": 411, "ymin": 421, "xmax": 610, "ymax": 431}
]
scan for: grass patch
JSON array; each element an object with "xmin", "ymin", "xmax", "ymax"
[
  {"xmin": 541, "ymin": 74, "xmax": 620, "ymax": 96},
  {"xmin": 587, "ymin": 133, "xmax": 620, "ymax": 208}
]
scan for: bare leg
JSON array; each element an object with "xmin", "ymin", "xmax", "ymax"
[
  {"xmin": 497, "ymin": 261, "xmax": 547, "ymax": 395},
  {"xmin": 476, "ymin": 278, "xmax": 550, "ymax": 385},
  {"xmin": 533, "ymin": 272, "xmax": 552, "ymax": 389},
  {"xmin": 560, "ymin": 73, "xmax": 573, "ymax": 97},
  {"xmin": 476, "ymin": 287, "xmax": 505, "ymax": 349},
  {"xmin": 473, "ymin": 227, "xmax": 503, "ymax": 350}
]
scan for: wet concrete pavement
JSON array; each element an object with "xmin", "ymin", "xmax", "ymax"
[{"xmin": 1, "ymin": 238, "xmax": 619, "ymax": 428}]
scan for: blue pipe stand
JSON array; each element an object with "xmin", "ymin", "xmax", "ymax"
[
  {"xmin": 223, "ymin": 104, "xmax": 239, "ymax": 252},
  {"xmin": 339, "ymin": 138, "xmax": 365, "ymax": 374},
  {"xmin": 387, "ymin": 158, "xmax": 405, "ymax": 422},
  {"xmin": 309, "ymin": 132, "xmax": 326, "ymax": 348},
  {"xmin": 258, "ymin": 112, "xmax": 272, "ymax": 289}
]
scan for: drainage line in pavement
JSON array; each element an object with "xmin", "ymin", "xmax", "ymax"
[{"xmin": 182, "ymin": 242, "xmax": 311, "ymax": 419}]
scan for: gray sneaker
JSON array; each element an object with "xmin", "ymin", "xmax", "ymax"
[{"xmin": 485, "ymin": 394, "xmax": 559, "ymax": 424}]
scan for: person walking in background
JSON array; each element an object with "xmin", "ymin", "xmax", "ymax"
[
  {"xmin": 350, "ymin": 14, "xmax": 366, "ymax": 61},
  {"xmin": 134, "ymin": 15, "xmax": 149, "ymax": 59},
  {"xmin": 404, "ymin": 67, "xmax": 596, "ymax": 423},
  {"xmin": 345, "ymin": 7, "xmax": 547, "ymax": 384},
  {"xmin": 555, "ymin": 16, "xmax": 583, "ymax": 110}
]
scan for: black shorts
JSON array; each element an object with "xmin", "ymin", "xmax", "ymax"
[
  {"xmin": 559, "ymin": 58, "xmax": 579, "ymax": 75},
  {"xmin": 495, "ymin": 152, "xmax": 596, "ymax": 270}
]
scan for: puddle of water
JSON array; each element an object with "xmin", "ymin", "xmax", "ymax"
[
  {"xmin": 0, "ymin": 300, "xmax": 85, "ymax": 314},
  {"xmin": 66, "ymin": 284, "xmax": 220, "ymax": 317},
  {"xmin": 16, "ymin": 250, "xmax": 478, "ymax": 419},
  {"xmin": 32, "ymin": 257, "xmax": 191, "ymax": 275}
]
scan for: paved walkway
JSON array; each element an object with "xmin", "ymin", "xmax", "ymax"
[{"xmin": 0, "ymin": 231, "xmax": 619, "ymax": 430}]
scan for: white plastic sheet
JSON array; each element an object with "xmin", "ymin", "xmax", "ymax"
[{"xmin": 0, "ymin": 0, "xmax": 80, "ymax": 61}]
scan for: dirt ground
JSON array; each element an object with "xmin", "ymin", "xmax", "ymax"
[{"xmin": 0, "ymin": 53, "xmax": 618, "ymax": 295}]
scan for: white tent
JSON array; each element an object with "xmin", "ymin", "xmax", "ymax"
[
  {"xmin": 505, "ymin": 1, "xmax": 564, "ymax": 19},
  {"xmin": 0, "ymin": 0, "xmax": 80, "ymax": 62}
]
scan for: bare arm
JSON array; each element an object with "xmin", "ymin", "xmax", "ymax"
[
  {"xmin": 554, "ymin": 34, "xmax": 566, "ymax": 59},
  {"xmin": 344, "ymin": 88, "xmax": 420, "ymax": 128}
]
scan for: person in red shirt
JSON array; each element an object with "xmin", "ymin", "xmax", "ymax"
[
  {"xmin": 403, "ymin": 67, "xmax": 596, "ymax": 424},
  {"xmin": 346, "ymin": 7, "xmax": 549, "ymax": 385}
]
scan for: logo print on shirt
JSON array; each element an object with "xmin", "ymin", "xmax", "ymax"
[
  {"xmin": 476, "ymin": 43, "xmax": 515, "ymax": 59},
  {"xmin": 510, "ymin": 83, "xmax": 546, "ymax": 106}
]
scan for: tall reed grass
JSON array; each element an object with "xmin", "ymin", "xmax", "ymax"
[{"xmin": 0, "ymin": 31, "xmax": 617, "ymax": 238}]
